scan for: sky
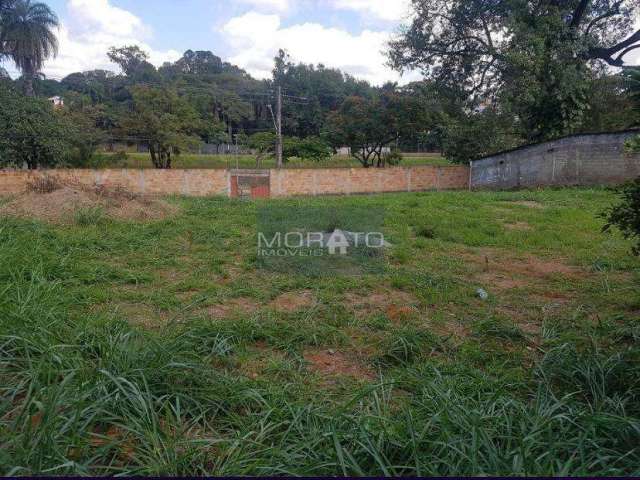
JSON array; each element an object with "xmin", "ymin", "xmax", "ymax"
[
  {"xmin": 2, "ymin": 0, "xmax": 421, "ymax": 85},
  {"xmin": 2, "ymin": 0, "xmax": 638, "ymax": 86}
]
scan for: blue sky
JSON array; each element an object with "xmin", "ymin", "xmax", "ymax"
[{"xmin": 3, "ymin": 0, "xmax": 419, "ymax": 85}]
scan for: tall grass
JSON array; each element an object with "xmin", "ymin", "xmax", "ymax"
[
  {"xmin": 1, "ymin": 191, "xmax": 639, "ymax": 475},
  {"xmin": 2, "ymin": 275, "xmax": 638, "ymax": 474}
]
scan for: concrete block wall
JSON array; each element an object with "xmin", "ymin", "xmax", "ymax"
[
  {"xmin": 269, "ymin": 166, "xmax": 470, "ymax": 197},
  {"xmin": 0, "ymin": 166, "xmax": 470, "ymax": 198},
  {"xmin": 0, "ymin": 169, "xmax": 230, "ymax": 196},
  {"xmin": 471, "ymin": 131, "xmax": 640, "ymax": 190}
]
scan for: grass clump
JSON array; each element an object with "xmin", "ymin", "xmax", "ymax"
[{"xmin": 74, "ymin": 206, "xmax": 106, "ymax": 226}]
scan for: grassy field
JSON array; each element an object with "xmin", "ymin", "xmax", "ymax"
[
  {"xmin": 104, "ymin": 152, "xmax": 450, "ymax": 169},
  {"xmin": 1, "ymin": 188, "xmax": 639, "ymax": 475}
]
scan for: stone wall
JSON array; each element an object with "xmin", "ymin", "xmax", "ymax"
[
  {"xmin": 470, "ymin": 131, "xmax": 640, "ymax": 190},
  {"xmin": 0, "ymin": 165, "xmax": 470, "ymax": 198}
]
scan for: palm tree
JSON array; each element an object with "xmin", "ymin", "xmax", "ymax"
[{"xmin": 1, "ymin": 0, "xmax": 58, "ymax": 96}]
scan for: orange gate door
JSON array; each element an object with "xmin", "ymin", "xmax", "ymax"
[{"xmin": 230, "ymin": 170, "xmax": 270, "ymax": 199}]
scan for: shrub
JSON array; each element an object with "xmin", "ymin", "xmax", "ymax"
[
  {"xmin": 382, "ymin": 148, "xmax": 403, "ymax": 166},
  {"xmin": 26, "ymin": 175, "xmax": 62, "ymax": 194},
  {"xmin": 625, "ymin": 135, "xmax": 640, "ymax": 154},
  {"xmin": 416, "ymin": 225, "xmax": 436, "ymax": 239},
  {"xmin": 293, "ymin": 137, "xmax": 332, "ymax": 162},
  {"xmin": 602, "ymin": 178, "xmax": 640, "ymax": 255}
]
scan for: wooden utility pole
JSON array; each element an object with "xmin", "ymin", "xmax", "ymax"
[{"xmin": 276, "ymin": 85, "xmax": 283, "ymax": 168}]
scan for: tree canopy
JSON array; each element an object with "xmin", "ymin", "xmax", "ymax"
[
  {"xmin": 325, "ymin": 92, "xmax": 428, "ymax": 167},
  {"xmin": 389, "ymin": 0, "xmax": 640, "ymax": 141}
]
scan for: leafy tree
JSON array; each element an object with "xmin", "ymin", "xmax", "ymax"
[
  {"xmin": 621, "ymin": 67, "xmax": 640, "ymax": 151},
  {"xmin": 173, "ymin": 50, "xmax": 223, "ymax": 75},
  {"xmin": 0, "ymin": 0, "xmax": 58, "ymax": 96},
  {"xmin": 0, "ymin": 83, "xmax": 70, "ymax": 168},
  {"xmin": 581, "ymin": 71, "xmax": 639, "ymax": 132},
  {"xmin": 324, "ymin": 92, "xmax": 427, "ymax": 168},
  {"xmin": 248, "ymin": 131, "xmax": 276, "ymax": 168},
  {"xmin": 271, "ymin": 49, "xmax": 376, "ymax": 137},
  {"xmin": 439, "ymin": 109, "xmax": 521, "ymax": 164},
  {"xmin": 389, "ymin": 0, "xmax": 640, "ymax": 140},
  {"xmin": 57, "ymin": 94, "xmax": 105, "ymax": 166},
  {"xmin": 625, "ymin": 67, "xmax": 640, "ymax": 111},
  {"xmin": 601, "ymin": 66, "xmax": 640, "ymax": 257},
  {"xmin": 120, "ymin": 86, "xmax": 199, "ymax": 169},
  {"xmin": 107, "ymin": 45, "xmax": 159, "ymax": 83},
  {"xmin": 602, "ymin": 179, "xmax": 640, "ymax": 255},
  {"xmin": 61, "ymin": 70, "xmax": 117, "ymax": 103}
]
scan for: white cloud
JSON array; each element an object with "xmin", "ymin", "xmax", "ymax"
[
  {"xmin": 37, "ymin": 0, "xmax": 179, "ymax": 79},
  {"xmin": 238, "ymin": 0, "xmax": 290, "ymax": 12},
  {"xmin": 221, "ymin": 11, "xmax": 418, "ymax": 85},
  {"xmin": 328, "ymin": 0, "xmax": 411, "ymax": 22}
]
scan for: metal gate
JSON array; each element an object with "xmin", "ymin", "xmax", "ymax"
[{"xmin": 230, "ymin": 170, "xmax": 270, "ymax": 199}]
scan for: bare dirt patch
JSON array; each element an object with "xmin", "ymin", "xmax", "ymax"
[
  {"xmin": 0, "ymin": 184, "xmax": 177, "ymax": 223},
  {"xmin": 466, "ymin": 249, "xmax": 585, "ymax": 292},
  {"xmin": 386, "ymin": 304, "xmax": 420, "ymax": 322},
  {"xmin": 270, "ymin": 290, "xmax": 316, "ymax": 313},
  {"xmin": 344, "ymin": 289, "xmax": 419, "ymax": 319},
  {"xmin": 304, "ymin": 348, "xmax": 374, "ymax": 380},
  {"xmin": 206, "ymin": 297, "xmax": 261, "ymax": 319}
]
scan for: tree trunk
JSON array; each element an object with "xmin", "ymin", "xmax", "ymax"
[
  {"xmin": 23, "ymin": 74, "xmax": 34, "ymax": 97},
  {"xmin": 149, "ymin": 143, "xmax": 159, "ymax": 168}
]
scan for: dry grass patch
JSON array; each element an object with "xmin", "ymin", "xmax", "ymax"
[
  {"xmin": 465, "ymin": 249, "xmax": 586, "ymax": 293},
  {"xmin": 344, "ymin": 289, "xmax": 420, "ymax": 319},
  {"xmin": 0, "ymin": 183, "xmax": 177, "ymax": 223}
]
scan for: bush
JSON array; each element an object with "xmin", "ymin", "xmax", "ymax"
[
  {"xmin": 292, "ymin": 137, "xmax": 332, "ymax": 162},
  {"xmin": 26, "ymin": 175, "xmax": 62, "ymax": 194},
  {"xmin": 57, "ymin": 109, "xmax": 105, "ymax": 167},
  {"xmin": 602, "ymin": 178, "xmax": 640, "ymax": 255},
  {"xmin": 382, "ymin": 148, "xmax": 403, "ymax": 166},
  {"xmin": 625, "ymin": 134, "xmax": 640, "ymax": 154},
  {"xmin": 249, "ymin": 133, "xmax": 332, "ymax": 164}
]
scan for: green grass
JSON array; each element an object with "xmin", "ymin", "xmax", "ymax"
[
  {"xmin": 1, "ymin": 188, "xmax": 639, "ymax": 475},
  {"xmin": 101, "ymin": 152, "xmax": 449, "ymax": 169}
]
